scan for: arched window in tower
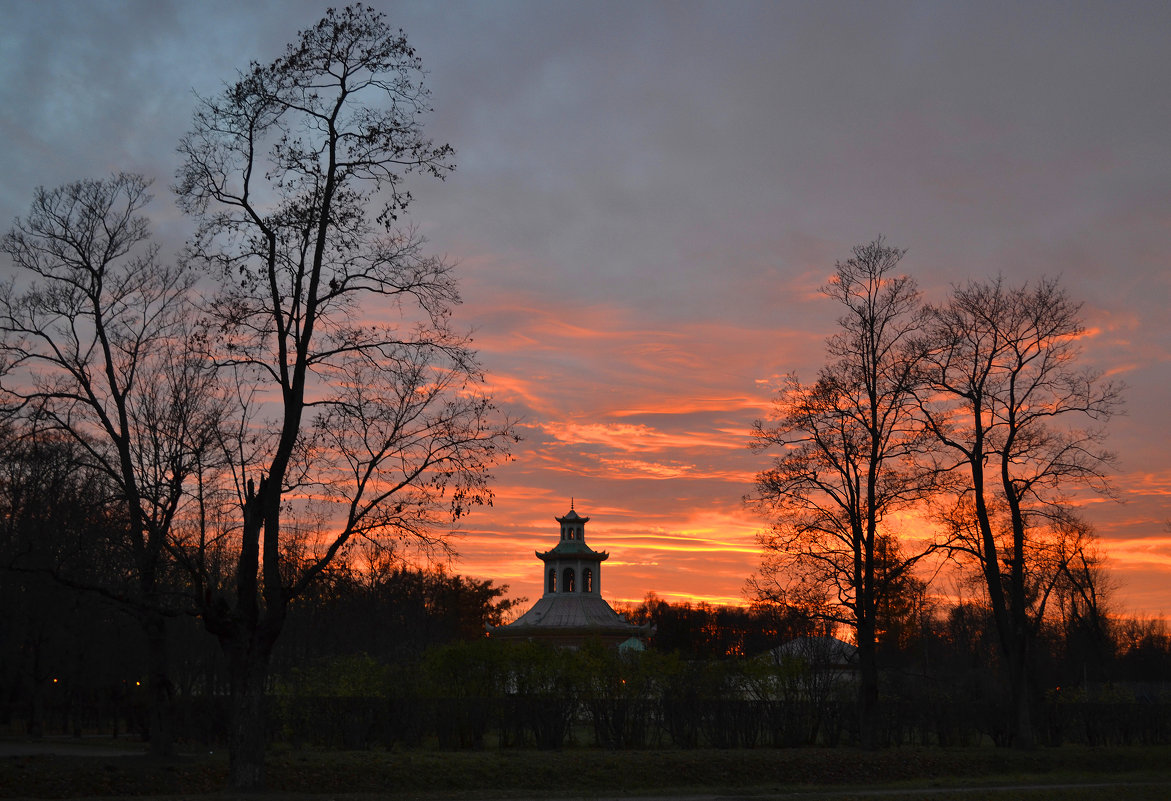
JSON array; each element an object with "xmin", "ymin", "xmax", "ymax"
[
  {"xmin": 548, "ymin": 568, "xmax": 557, "ymax": 593},
  {"xmin": 583, "ymin": 567, "xmax": 593, "ymax": 593},
  {"xmin": 563, "ymin": 567, "xmax": 576, "ymax": 593}
]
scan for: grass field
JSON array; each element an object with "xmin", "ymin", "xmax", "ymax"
[{"xmin": 2, "ymin": 742, "xmax": 1171, "ymax": 800}]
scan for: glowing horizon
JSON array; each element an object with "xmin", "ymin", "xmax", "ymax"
[{"xmin": 449, "ymin": 292, "xmax": 1171, "ymax": 620}]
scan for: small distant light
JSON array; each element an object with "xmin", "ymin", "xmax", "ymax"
[
  {"xmin": 52, "ymin": 678, "xmax": 58, "ymax": 684},
  {"xmin": 136, "ymin": 681, "xmax": 141, "ymax": 687}
]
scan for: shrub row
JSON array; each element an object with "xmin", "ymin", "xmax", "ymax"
[{"xmin": 11, "ymin": 641, "xmax": 1171, "ymax": 750}]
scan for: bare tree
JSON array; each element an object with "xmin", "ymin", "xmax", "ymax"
[
  {"xmin": 915, "ymin": 276, "xmax": 1122, "ymax": 747},
  {"xmin": 0, "ymin": 173, "xmax": 222, "ymax": 755},
  {"xmin": 1049, "ymin": 516, "xmax": 1115, "ymax": 685},
  {"xmin": 748, "ymin": 238, "xmax": 936, "ymax": 748},
  {"xmin": 174, "ymin": 6, "xmax": 511, "ymax": 789}
]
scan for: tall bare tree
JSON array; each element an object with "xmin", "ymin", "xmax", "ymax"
[
  {"xmin": 748, "ymin": 238, "xmax": 935, "ymax": 748},
  {"xmin": 915, "ymin": 276, "xmax": 1121, "ymax": 746},
  {"xmin": 0, "ymin": 173, "xmax": 222, "ymax": 755},
  {"xmin": 174, "ymin": 6, "xmax": 511, "ymax": 788}
]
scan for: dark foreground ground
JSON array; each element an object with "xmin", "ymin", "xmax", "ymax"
[{"xmin": 2, "ymin": 740, "xmax": 1171, "ymax": 801}]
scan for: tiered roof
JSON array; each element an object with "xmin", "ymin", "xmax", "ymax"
[{"xmin": 488, "ymin": 505, "xmax": 651, "ymax": 648}]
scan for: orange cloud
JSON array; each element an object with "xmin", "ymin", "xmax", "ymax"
[
  {"xmin": 546, "ymin": 421, "xmax": 744, "ymax": 454},
  {"xmin": 1101, "ymin": 537, "xmax": 1171, "ymax": 568}
]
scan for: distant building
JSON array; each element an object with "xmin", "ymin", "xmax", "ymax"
[
  {"xmin": 763, "ymin": 635, "xmax": 859, "ymax": 673},
  {"xmin": 759, "ymin": 635, "xmax": 859, "ymax": 695},
  {"xmin": 488, "ymin": 504, "xmax": 652, "ymax": 648}
]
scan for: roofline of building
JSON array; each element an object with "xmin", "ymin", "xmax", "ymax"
[
  {"xmin": 488, "ymin": 622, "xmax": 653, "ymax": 638},
  {"xmin": 535, "ymin": 549, "xmax": 609, "ymax": 562}
]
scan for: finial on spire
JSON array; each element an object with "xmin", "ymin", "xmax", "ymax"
[{"xmin": 570, "ymin": 497, "xmax": 575, "ymax": 511}]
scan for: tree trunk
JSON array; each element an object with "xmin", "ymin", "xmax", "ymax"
[
  {"xmin": 226, "ymin": 639, "xmax": 272, "ymax": 791},
  {"xmin": 968, "ymin": 451, "xmax": 1035, "ymax": 748},
  {"xmin": 28, "ymin": 681, "xmax": 44, "ymax": 738},
  {"xmin": 856, "ymin": 616, "xmax": 879, "ymax": 749},
  {"xmin": 143, "ymin": 612, "xmax": 175, "ymax": 757},
  {"xmin": 1007, "ymin": 625, "xmax": 1035, "ymax": 748},
  {"xmin": 1011, "ymin": 675, "xmax": 1034, "ymax": 747},
  {"xmin": 1004, "ymin": 457, "xmax": 1036, "ymax": 749}
]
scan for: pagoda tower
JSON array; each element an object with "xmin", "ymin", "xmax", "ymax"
[{"xmin": 489, "ymin": 504, "xmax": 651, "ymax": 648}]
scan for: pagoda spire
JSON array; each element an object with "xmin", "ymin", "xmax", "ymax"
[{"xmin": 489, "ymin": 504, "xmax": 652, "ymax": 648}]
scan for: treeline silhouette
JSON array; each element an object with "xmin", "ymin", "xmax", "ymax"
[
  {"xmin": 5, "ymin": 480, "xmax": 1170, "ymax": 752},
  {"xmin": 1, "ymin": 544, "xmax": 517, "ymax": 742},
  {"xmin": 0, "ymin": 353, "xmax": 1165, "ymax": 752}
]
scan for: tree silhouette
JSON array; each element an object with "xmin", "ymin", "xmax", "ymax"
[
  {"xmin": 174, "ymin": 5, "xmax": 511, "ymax": 788},
  {"xmin": 748, "ymin": 238, "xmax": 937, "ymax": 748},
  {"xmin": 915, "ymin": 276, "xmax": 1122, "ymax": 747},
  {"xmin": 0, "ymin": 173, "xmax": 221, "ymax": 755}
]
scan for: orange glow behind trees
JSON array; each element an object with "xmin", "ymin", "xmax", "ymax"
[{"xmin": 449, "ymin": 286, "xmax": 1170, "ymax": 620}]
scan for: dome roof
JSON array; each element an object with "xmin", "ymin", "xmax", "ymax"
[
  {"xmin": 765, "ymin": 636, "xmax": 859, "ymax": 667},
  {"xmin": 491, "ymin": 593, "xmax": 651, "ymax": 641}
]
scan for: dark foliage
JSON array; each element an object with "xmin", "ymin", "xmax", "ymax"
[
  {"xmin": 272, "ymin": 559, "xmax": 520, "ymax": 671},
  {"xmin": 618, "ymin": 593, "xmax": 816, "ymax": 659}
]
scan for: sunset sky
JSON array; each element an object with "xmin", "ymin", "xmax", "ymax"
[{"xmin": 2, "ymin": 1, "xmax": 1170, "ymax": 616}]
